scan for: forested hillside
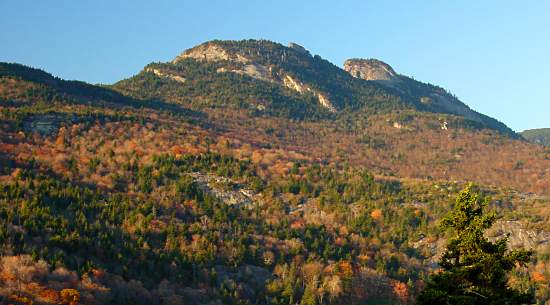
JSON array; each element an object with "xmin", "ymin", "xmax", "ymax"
[
  {"xmin": 1, "ymin": 40, "xmax": 550, "ymax": 304},
  {"xmin": 522, "ymin": 128, "xmax": 550, "ymax": 146}
]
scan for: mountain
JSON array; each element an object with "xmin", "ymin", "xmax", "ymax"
[
  {"xmin": 113, "ymin": 40, "xmax": 515, "ymax": 136},
  {"xmin": 1, "ymin": 40, "xmax": 550, "ymax": 305},
  {"xmin": 0, "ymin": 62, "xmax": 192, "ymax": 113},
  {"xmin": 109, "ymin": 40, "xmax": 550, "ymax": 195},
  {"xmin": 522, "ymin": 128, "xmax": 550, "ymax": 146},
  {"xmin": 112, "ymin": 39, "xmax": 411, "ymax": 119},
  {"xmin": 343, "ymin": 58, "xmax": 515, "ymax": 135}
]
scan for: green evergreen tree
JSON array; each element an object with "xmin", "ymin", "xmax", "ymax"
[
  {"xmin": 417, "ymin": 184, "xmax": 534, "ymax": 305},
  {"xmin": 300, "ymin": 282, "xmax": 317, "ymax": 305}
]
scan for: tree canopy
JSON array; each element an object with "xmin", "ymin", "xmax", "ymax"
[{"xmin": 417, "ymin": 184, "xmax": 534, "ymax": 305}]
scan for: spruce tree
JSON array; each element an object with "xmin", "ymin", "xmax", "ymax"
[{"xmin": 417, "ymin": 184, "xmax": 534, "ymax": 305}]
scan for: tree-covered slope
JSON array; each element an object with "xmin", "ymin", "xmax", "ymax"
[
  {"xmin": 521, "ymin": 128, "xmax": 550, "ymax": 146},
  {"xmin": 0, "ymin": 62, "xmax": 191, "ymax": 114},
  {"xmin": 2, "ymin": 42, "xmax": 550, "ymax": 304},
  {"xmin": 112, "ymin": 40, "xmax": 516, "ymax": 137},
  {"xmin": 343, "ymin": 58, "xmax": 516, "ymax": 137}
]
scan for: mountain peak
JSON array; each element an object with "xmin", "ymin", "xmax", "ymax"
[
  {"xmin": 165, "ymin": 39, "xmax": 338, "ymax": 112},
  {"xmin": 343, "ymin": 58, "xmax": 398, "ymax": 82},
  {"xmin": 114, "ymin": 39, "xmax": 516, "ymax": 136},
  {"xmin": 172, "ymin": 40, "xmax": 240, "ymax": 63},
  {"xmin": 287, "ymin": 42, "xmax": 310, "ymax": 55},
  {"xmin": 342, "ymin": 57, "xmax": 516, "ymax": 136},
  {"xmin": 172, "ymin": 39, "xmax": 313, "ymax": 64}
]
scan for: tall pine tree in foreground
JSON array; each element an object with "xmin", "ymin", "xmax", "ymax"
[{"xmin": 417, "ymin": 184, "xmax": 534, "ymax": 305}]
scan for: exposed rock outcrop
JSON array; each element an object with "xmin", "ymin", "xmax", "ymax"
[
  {"xmin": 288, "ymin": 42, "xmax": 310, "ymax": 56},
  {"xmin": 145, "ymin": 68, "xmax": 186, "ymax": 83},
  {"xmin": 344, "ymin": 58, "xmax": 399, "ymax": 82},
  {"xmin": 317, "ymin": 93, "xmax": 336, "ymax": 112},
  {"xmin": 283, "ymin": 74, "xmax": 306, "ymax": 93},
  {"xmin": 282, "ymin": 75, "xmax": 336, "ymax": 112},
  {"xmin": 168, "ymin": 42, "xmax": 337, "ymax": 112},
  {"xmin": 189, "ymin": 172, "xmax": 258, "ymax": 207},
  {"xmin": 223, "ymin": 63, "xmax": 273, "ymax": 83},
  {"xmin": 413, "ymin": 219, "xmax": 550, "ymax": 267},
  {"xmin": 488, "ymin": 220, "xmax": 550, "ymax": 251},
  {"xmin": 173, "ymin": 43, "xmax": 248, "ymax": 63},
  {"xmin": 24, "ymin": 113, "xmax": 78, "ymax": 136}
]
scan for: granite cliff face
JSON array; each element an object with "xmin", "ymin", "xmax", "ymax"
[
  {"xmin": 489, "ymin": 220, "xmax": 550, "ymax": 251},
  {"xmin": 344, "ymin": 58, "xmax": 399, "ymax": 82},
  {"xmin": 287, "ymin": 42, "xmax": 310, "ymax": 55},
  {"xmin": 145, "ymin": 67, "xmax": 186, "ymax": 83},
  {"xmin": 174, "ymin": 43, "xmax": 241, "ymax": 63},
  {"xmin": 170, "ymin": 41, "xmax": 337, "ymax": 112}
]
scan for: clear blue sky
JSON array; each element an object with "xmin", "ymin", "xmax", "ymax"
[{"xmin": 1, "ymin": 0, "xmax": 548, "ymax": 131}]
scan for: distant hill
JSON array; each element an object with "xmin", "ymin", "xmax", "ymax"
[
  {"xmin": 0, "ymin": 62, "xmax": 199, "ymax": 122},
  {"xmin": 521, "ymin": 128, "xmax": 550, "ymax": 146}
]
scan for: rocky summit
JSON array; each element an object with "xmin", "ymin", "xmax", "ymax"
[{"xmin": 344, "ymin": 58, "xmax": 399, "ymax": 82}]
